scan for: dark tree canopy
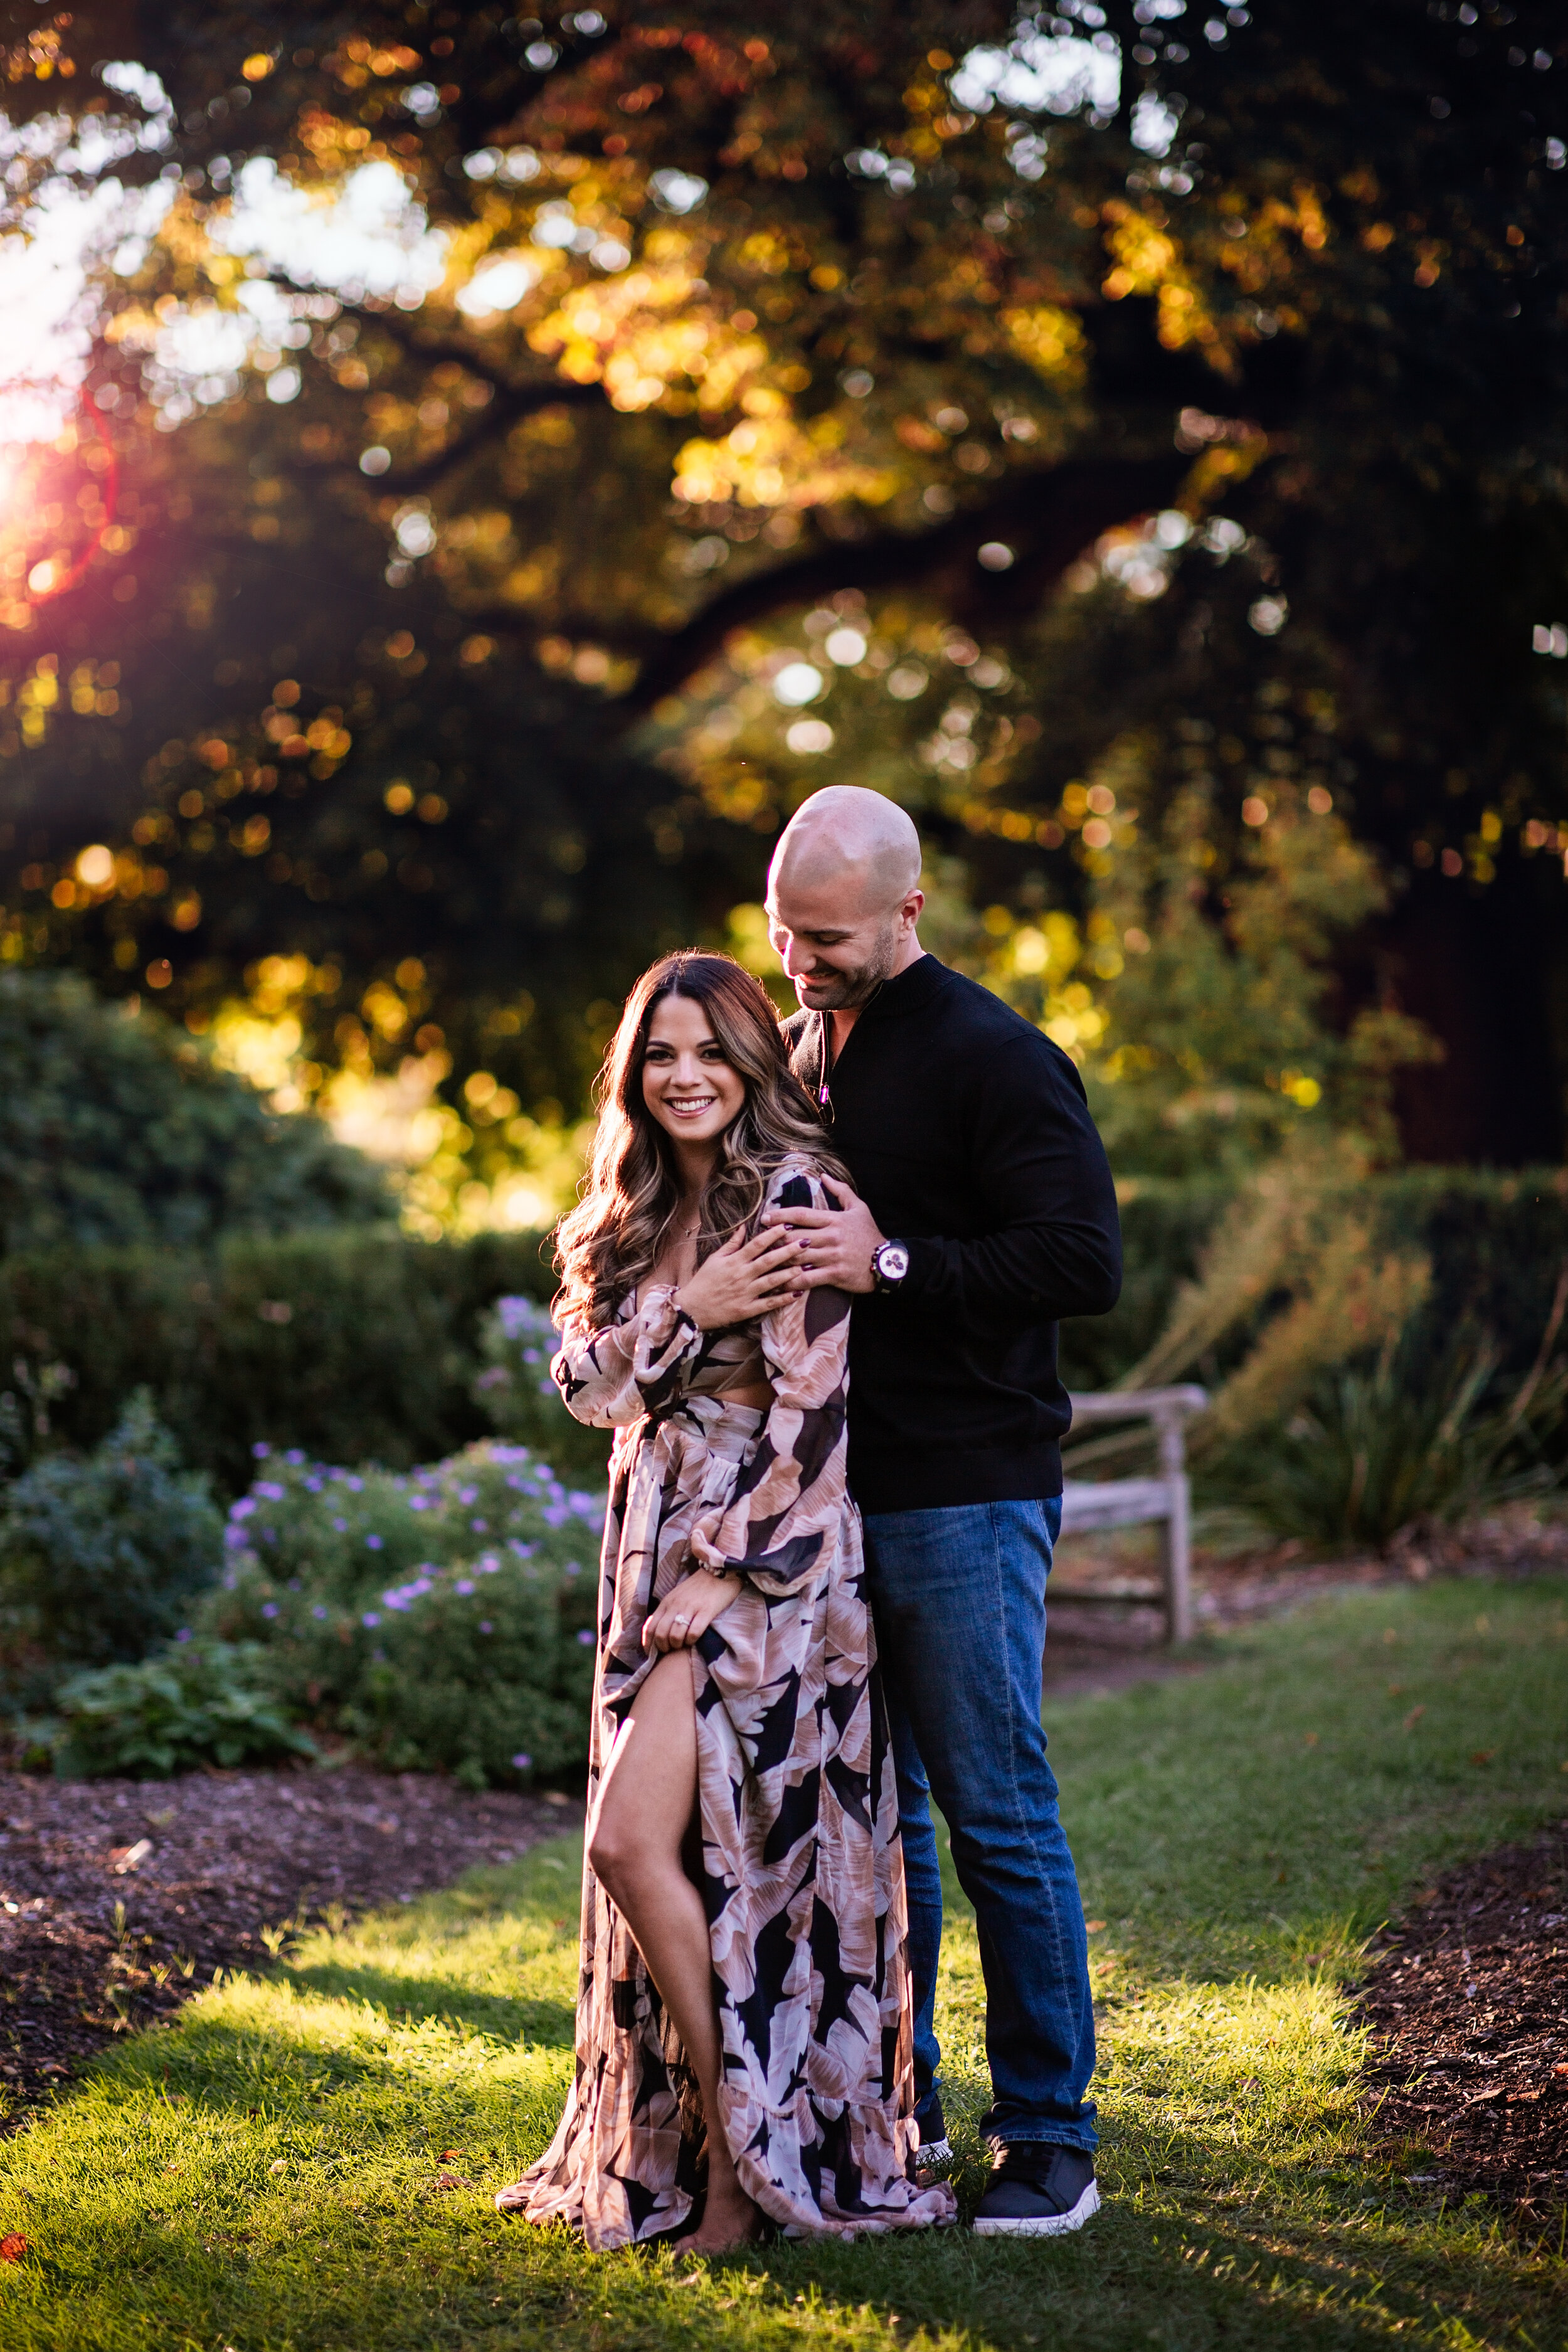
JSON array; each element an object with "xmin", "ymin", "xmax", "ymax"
[{"xmin": 0, "ymin": 1, "xmax": 1564, "ymax": 1155}]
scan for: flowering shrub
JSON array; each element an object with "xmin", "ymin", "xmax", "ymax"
[
  {"xmin": 194, "ymin": 1436, "xmax": 605, "ymax": 1787},
  {"xmin": 472, "ymin": 1295, "xmax": 611, "ymax": 1486},
  {"xmin": 0, "ymin": 1391, "xmax": 223, "ymax": 1701}
]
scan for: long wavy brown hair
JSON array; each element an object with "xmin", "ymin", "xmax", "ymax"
[{"xmin": 553, "ymin": 952, "xmax": 845, "ymax": 1328}]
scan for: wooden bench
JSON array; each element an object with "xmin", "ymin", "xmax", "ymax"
[{"xmin": 1057, "ymin": 1385, "xmax": 1209, "ymax": 1645}]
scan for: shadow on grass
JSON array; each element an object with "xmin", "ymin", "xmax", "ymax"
[
  {"xmin": 19, "ymin": 1948, "xmax": 1545, "ymax": 2352},
  {"xmin": 18, "ymin": 2004, "xmax": 1554, "ymax": 2352},
  {"xmin": 278, "ymin": 1957, "xmax": 577, "ymax": 2048},
  {"xmin": 276, "ymin": 1846, "xmax": 583, "ymax": 2047}
]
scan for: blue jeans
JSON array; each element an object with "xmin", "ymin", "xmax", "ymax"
[{"xmin": 861, "ymin": 1495, "xmax": 1097, "ymax": 2153}]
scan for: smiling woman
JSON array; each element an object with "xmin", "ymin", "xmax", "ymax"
[
  {"xmin": 552, "ymin": 953, "xmax": 841, "ymax": 1332},
  {"xmin": 640, "ymin": 990, "xmax": 746, "ymax": 1145},
  {"xmin": 496, "ymin": 951, "xmax": 953, "ymax": 2252}
]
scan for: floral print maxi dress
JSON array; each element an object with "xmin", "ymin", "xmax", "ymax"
[{"xmin": 509, "ymin": 1157, "xmax": 955, "ymax": 2249}]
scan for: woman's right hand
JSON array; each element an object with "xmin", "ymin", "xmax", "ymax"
[{"xmin": 677, "ymin": 1226, "xmax": 800, "ymax": 1330}]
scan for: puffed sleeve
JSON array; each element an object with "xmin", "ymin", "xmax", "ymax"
[
  {"xmin": 551, "ymin": 1286, "xmax": 704, "ymax": 1428},
  {"xmin": 686, "ymin": 1165, "xmax": 852, "ymax": 1598}
]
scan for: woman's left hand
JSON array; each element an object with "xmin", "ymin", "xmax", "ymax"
[{"xmin": 643, "ymin": 1568, "xmax": 742, "ymax": 1655}]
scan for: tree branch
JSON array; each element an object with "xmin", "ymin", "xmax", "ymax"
[
  {"xmin": 374, "ymin": 378, "xmax": 607, "ymax": 494},
  {"xmin": 338, "ymin": 311, "xmax": 612, "ymax": 493},
  {"xmin": 615, "ymin": 453, "xmax": 1193, "ymax": 714}
]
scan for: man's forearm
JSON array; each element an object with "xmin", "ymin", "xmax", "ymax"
[{"xmin": 901, "ymin": 1219, "xmax": 1122, "ymax": 1323}]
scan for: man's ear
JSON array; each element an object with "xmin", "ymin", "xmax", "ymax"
[{"xmin": 901, "ymin": 889, "xmax": 926, "ymax": 931}]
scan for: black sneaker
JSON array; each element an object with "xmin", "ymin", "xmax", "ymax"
[
  {"xmin": 973, "ymin": 2142, "xmax": 1100, "ymax": 2237},
  {"xmin": 914, "ymin": 2093, "xmax": 953, "ymax": 2180}
]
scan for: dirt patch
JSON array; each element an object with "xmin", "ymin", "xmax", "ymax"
[
  {"xmin": 1043, "ymin": 1542, "xmax": 1399, "ymax": 1696},
  {"xmin": 0, "ymin": 1764, "xmax": 582, "ymax": 2128},
  {"xmin": 1358, "ymin": 1814, "xmax": 1568, "ymax": 2230},
  {"xmin": 1043, "ymin": 1503, "xmax": 1568, "ymax": 1695}
]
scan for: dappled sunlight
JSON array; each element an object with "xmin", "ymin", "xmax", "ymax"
[{"xmin": 280, "ymin": 1846, "xmax": 584, "ymax": 2047}]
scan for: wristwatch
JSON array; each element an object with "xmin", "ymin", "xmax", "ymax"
[{"xmin": 871, "ymin": 1239, "xmax": 911, "ymax": 1295}]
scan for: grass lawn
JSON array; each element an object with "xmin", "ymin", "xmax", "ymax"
[{"xmin": 3, "ymin": 1575, "xmax": 1566, "ymax": 2351}]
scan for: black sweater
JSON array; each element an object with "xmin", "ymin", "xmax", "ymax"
[{"xmin": 784, "ymin": 955, "xmax": 1121, "ymax": 1512}]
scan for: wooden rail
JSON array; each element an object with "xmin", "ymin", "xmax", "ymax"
[{"xmin": 1057, "ymin": 1385, "xmax": 1209, "ymax": 1645}]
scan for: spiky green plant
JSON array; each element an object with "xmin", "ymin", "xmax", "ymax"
[{"xmin": 1202, "ymin": 1303, "xmax": 1568, "ymax": 1550}]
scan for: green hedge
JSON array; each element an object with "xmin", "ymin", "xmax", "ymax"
[
  {"xmin": 1064, "ymin": 1167, "xmax": 1568, "ymax": 1396},
  {"xmin": 0, "ymin": 1227, "xmax": 558, "ymax": 1498},
  {"xmin": 3, "ymin": 1169, "xmax": 1564, "ymax": 1498}
]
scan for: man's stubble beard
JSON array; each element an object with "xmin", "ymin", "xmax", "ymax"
[{"xmin": 794, "ymin": 918, "xmax": 901, "ymax": 1012}]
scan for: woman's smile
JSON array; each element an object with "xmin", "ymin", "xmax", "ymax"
[{"xmin": 641, "ymin": 995, "xmax": 746, "ymax": 1149}]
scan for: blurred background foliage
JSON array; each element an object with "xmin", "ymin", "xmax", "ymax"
[
  {"xmin": 0, "ymin": 3, "xmax": 1564, "ymax": 1771},
  {"xmin": 0, "ymin": 967, "xmax": 391, "ymax": 1254},
  {"xmin": 0, "ymin": 0, "xmax": 1560, "ymax": 1235}
]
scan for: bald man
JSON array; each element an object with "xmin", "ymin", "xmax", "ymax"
[{"xmin": 763, "ymin": 785, "xmax": 1121, "ymax": 2238}]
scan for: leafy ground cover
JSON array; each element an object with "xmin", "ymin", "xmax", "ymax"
[{"xmin": 1, "ymin": 1576, "xmax": 1565, "ymax": 2351}]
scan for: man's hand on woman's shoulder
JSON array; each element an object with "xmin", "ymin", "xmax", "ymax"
[{"xmin": 761, "ymin": 1179, "xmax": 884, "ymax": 1296}]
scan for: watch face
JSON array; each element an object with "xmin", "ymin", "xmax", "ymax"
[{"xmin": 877, "ymin": 1242, "xmax": 910, "ymax": 1283}]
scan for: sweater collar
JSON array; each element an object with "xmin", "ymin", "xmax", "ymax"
[
  {"xmin": 855, "ymin": 951, "xmax": 949, "ymax": 1023},
  {"xmin": 802, "ymin": 955, "xmax": 949, "ymax": 1080}
]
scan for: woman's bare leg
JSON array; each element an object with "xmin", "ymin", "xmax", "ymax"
[{"xmin": 588, "ymin": 1648, "xmax": 760, "ymax": 2253}]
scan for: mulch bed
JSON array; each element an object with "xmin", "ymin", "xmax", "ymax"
[
  {"xmin": 0, "ymin": 1764, "xmax": 581, "ymax": 2129},
  {"xmin": 1358, "ymin": 1813, "xmax": 1568, "ymax": 2232}
]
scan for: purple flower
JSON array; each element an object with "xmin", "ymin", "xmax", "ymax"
[
  {"xmin": 312, "ymin": 1605, "xmax": 328, "ymax": 1621},
  {"xmin": 346, "ymin": 1476, "xmax": 364, "ymax": 1493},
  {"xmin": 479, "ymin": 1621, "xmax": 492, "ymax": 1634},
  {"xmin": 576, "ymin": 1629, "xmax": 595, "ymax": 1646},
  {"xmin": 254, "ymin": 1481, "xmax": 285, "ymax": 1502},
  {"xmin": 175, "ymin": 1628, "xmax": 193, "ymax": 1643},
  {"xmin": 252, "ymin": 1442, "xmax": 271, "ymax": 1459},
  {"xmin": 511, "ymin": 1752, "xmax": 532, "ymax": 1771},
  {"xmin": 458, "ymin": 1487, "xmax": 479, "ymax": 1507},
  {"xmin": 260, "ymin": 1602, "xmax": 280, "ymax": 1620},
  {"xmin": 470, "ymin": 1519, "xmax": 488, "ymax": 1534},
  {"xmin": 408, "ymin": 1496, "xmax": 429, "ymax": 1512},
  {"xmin": 223, "ymin": 1527, "xmax": 247, "ymax": 1552},
  {"xmin": 455, "ymin": 1579, "xmax": 475, "ymax": 1596},
  {"xmin": 366, "ymin": 1534, "xmax": 384, "ymax": 1551},
  {"xmin": 362, "ymin": 1611, "xmax": 381, "ymax": 1628},
  {"xmin": 332, "ymin": 1518, "xmax": 348, "ymax": 1533},
  {"xmin": 230, "ymin": 1496, "xmax": 258, "ymax": 1522}
]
